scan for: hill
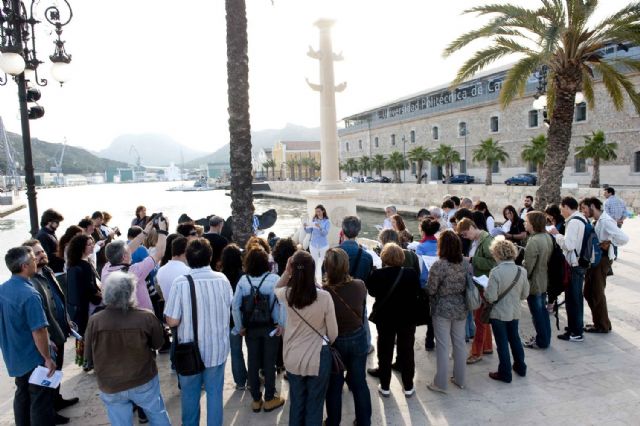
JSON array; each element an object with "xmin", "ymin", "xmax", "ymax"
[
  {"xmin": 1, "ymin": 132, "xmax": 128, "ymax": 174},
  {"xmin": 185, "ymin": 123, "xmax": 321, "ymax": 167},
  {"xmin": 98, "ymin": 134, "xmax": 207, "ymax": 166}
]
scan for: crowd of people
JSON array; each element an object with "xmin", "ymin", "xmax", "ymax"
[{"xmin": 0, "ymin": 186, "xmax": 630, "ymax": 425}]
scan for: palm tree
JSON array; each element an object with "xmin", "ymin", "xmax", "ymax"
[
  {"xmin": 386, "ymin": 151, "xmax": 406, "ymax": 182},
  {"xmin": 359, "ymin": 156, "xmax": 372, "ymax": 176},
  {"xmin": 301, "ymin": 157, "xmax": 312, "ymax": 180},
  {"xmin": 576, "ymin": 130, "xmax": 618, "ymax": 188},
  {"xmin": 285, "ymin": 159, "xmax": 297, "ymax": 180},
  {"xmin": 443, "ymin": 1, "xmax": 640, "ymax": 206},
  {"xmin": 371, "ymin": 154, "xmax": 386, "ymax": 177},
  {"xmin": 307, "ymin": 157, "xmax": 320, "ymax": 180},
  {"xmin": 432, "ymin": 144, "xmax": 461, "ymax": 183},
  {"xmin": 473, "ymin": 138, "xmax": 509, "ymax": 185},
  {"xmin": 261, "ymin": 159, "xmax": 276, "ymax": 180},
  {"xmin": 407, "ymin": 146, "xmax": 431, "ymax": 184},
  {"xmin": 296, "ymin": 158, "xmax": 304, "ymax": 181},
  {"xmin": 345, "ymin": 158, "xmax": 358, "ymax": 177},
  {"xmin": 521, "ymin": 135, "xmax": 548, "ymax": 175},
  {"xmin": 226, "ymin": 0, "xmax": 253, "ymax": 245}
]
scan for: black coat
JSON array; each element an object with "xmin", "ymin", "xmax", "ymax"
[
  {"xmin": 36, "ymin": 227, "xmax": 65, "ymax": 273},
  {"xmin": 66, "ymin": 260, "xmax": 102, "ymax": 334},
  {"xmin": 366, "ymin": 266, "xmax": 420, "ymax": 326}
]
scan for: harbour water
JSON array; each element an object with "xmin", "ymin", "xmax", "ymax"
[{"xmin": 0, "ymin": 181, "xmax": 419, "ymax": 280}]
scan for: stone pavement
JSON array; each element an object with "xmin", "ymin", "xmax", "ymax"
[{"xmin": 2, "ymin": 220, "xmax": 640, "ymax": 425}]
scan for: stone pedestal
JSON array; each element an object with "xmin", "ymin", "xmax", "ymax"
[{"xmin": 301, "ymin": 187, "xmax": 358, "ymax": 246}]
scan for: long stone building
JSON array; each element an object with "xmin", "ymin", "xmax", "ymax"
[{"xmin": 338, "ymin": 44, "xmax": 640, "ymax": 186}]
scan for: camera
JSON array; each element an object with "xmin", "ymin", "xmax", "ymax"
[
  {"xmin": 113, "ymin": 227, "xmax": 122, "ymax": 237},
  {"xmin": 149, "ymin": 212, "xmax": 164, "ymax": 228}
]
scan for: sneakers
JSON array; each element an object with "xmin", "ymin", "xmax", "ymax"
[
  {"xmin": 377, "ymin": 385, "xmax": 390, "ymax": 397},
  {"xmin": 403, "ymin": 388, "xmax": 415, "ymax": 397},
  {"xmin": 251, "ymin": 399, "xmax": 263, "ymax": 413},
  {"xmin": 263, "ymin": 396, "xmax": 285, "ymax": 412},
  {"xmin": 557, "ymin": 332, "xmax": 584, "ymax": 342},
  {"xmin": 524, "ymin": 340, "xmax": 543, "ymax": 349},
  {"xmin": 235, "ymin": 384, "xmax": 247, "ymax": 391}
]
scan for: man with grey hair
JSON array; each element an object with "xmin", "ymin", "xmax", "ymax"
[
  {"xmin": 340, "ymin": 216, "xmax": 375, "ymax": 354},
  {"xmin": 0, "ymin": 246, "xmax": 57, "ymax": 425},
  {"xmin": 461, "ymin": 198, "xmax": 473, "ymax": 210},
  {"xmin": 382, "ymin": 205, "xmax": 397, "ymax": 230},
  {"xmin": 84, "ymin": 271, "xmax": 169, "ymax": 425}
]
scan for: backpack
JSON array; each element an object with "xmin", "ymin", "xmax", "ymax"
[
  {"xmin": 546, "ymin": 234, "xmax": 571, "ymax": 330},
  {"xmin": 568, "ymin": 216, "xmax": 602, "ymax": 268},
  {"xmin": 240, "ymin": 275, "xmax": 275, "ymax": 328}
]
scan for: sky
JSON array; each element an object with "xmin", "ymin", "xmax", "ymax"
[{"xmin": 0, "ymin": 0, "xmax": 632, "ymax": 155}]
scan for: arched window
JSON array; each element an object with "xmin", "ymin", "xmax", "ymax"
[{"xmin": 432, "ymin": 126, "xmax": 439, "ymax": 140}]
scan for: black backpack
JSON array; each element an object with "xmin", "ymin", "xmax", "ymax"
[
  {"xmin": 546, "ymin": 234, "xmax": 570, "ymax": 329},
  {"xmin": 240, "ymin": 275, "xmax": 275, "ymax": 328}
]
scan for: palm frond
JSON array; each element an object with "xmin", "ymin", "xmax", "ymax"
[
  {"xmin": 593, "ymin": 60, "xmax": 640, "ymax": 112},
  {"xmin": 581, "ymin": 66, "xmax": 595, "ymax": 109},
  {"xmin": 499, "ymin": 55, "xmax": 543, "ymax": 107},
  {"xmin": 452, "ymin": 45, "xmax": 518, "ymax": 85}
]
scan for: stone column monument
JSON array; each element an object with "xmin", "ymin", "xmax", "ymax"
[{"xmin": 302, "ymin": 18, "xmax": 358, "ymax": 246}]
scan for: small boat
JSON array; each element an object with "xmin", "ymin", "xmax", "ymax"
[{"xmin": 167, "ymin": 177, "xmax": 216, "ymax": 192}]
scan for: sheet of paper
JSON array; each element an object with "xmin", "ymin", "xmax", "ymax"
[
  {"xmin": 28, "ymin": 366, "xmax": 63, "ymax": 389},
  {"xmin": 406, "ymin": 241, "xmax": 419, "ymax": 251},
  {"xmin": 472, "ymin": 275, "xmax": 490, "ymax": 288},
  {"xmin": 421, "ymin": 256, "xmax": 439, "ymax": 271},
  {"xmin": 545, "ymin": 225, "xmax": 554, "ymax": 232}
]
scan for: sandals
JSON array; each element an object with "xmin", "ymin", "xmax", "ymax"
[
  {"xmin": 450, "ymin": 377, "xmax": 464, "ymax": 389},
  {"xmin": 466, "ymin": 355, "xmax": 482, "ymax": 364}
]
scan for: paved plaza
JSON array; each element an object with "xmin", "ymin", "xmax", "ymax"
[{"xmin": 2, "ymin": 219, "xmax": 640, "ymax": 425}]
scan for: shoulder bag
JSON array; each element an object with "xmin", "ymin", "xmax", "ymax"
[
  {"xmin": 464, "ymin": 260, "xmax": 481, "ymax": 311},
  {"xmin": 326, "ymin": 285, "xmax": 362, "ymax": 326},
  {"xmin": 174, "ymin": 275, "xmax": 206, "ymax": 376},
  {"xmin": 368, "ymin": 268, "xmax": 404, "ymax": 324},
  {"xmin": 480, "ymin": 268, "xmax": 521, "ymax": 324},
  {"xmin": 290, "ymin": 304, "xmax": 345, "ymax": 374}
]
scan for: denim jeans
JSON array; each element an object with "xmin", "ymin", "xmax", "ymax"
[
  {"xmin": 566, "ymin": 267, "xmax": 586, "ymax": 336},
  {"xmin": 490, "ymin": 319, "xmax": 526, "ymax": 382},
  {"xmin": 178, "ymin": 363, "xmax": 225, "ymax": 426},
  {"xmin": 246, "ymin": 328, "xmax": 279, "ymax": 401},
  {"xmin": 229, "ymin": 331, "xmax": 247, "ymax": 387},
  {"xmin": 527, "ymin": 293, "xmax": 551, "ymax": 348},
  {"xmin": 325, "ymin": 327, "xmax": 371, "ymax": 426},
  {"xmin": 14, "ymin": 368, "xmax": 55, "ymax": 426},
  {"xmin": 99, "ymin": 374, "xmax": 170, "ymax": 426},
  {"xmin": 363, "ymin": 305, "xmax": 372, "ymax": 347},
  {"xmin": 465, "ymin": 311, "xmax": 475, "ymax": 339},
  {"xmin": 288, "ymin": 346, "xmax": 332, "ymax": 426}
]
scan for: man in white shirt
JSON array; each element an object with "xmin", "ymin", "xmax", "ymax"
[
  {"xmin": 156, "ymin": 236, "xmax": 189, "ymax": 298},
  {"xmin": 584, "ymin": 197, "xmax": 628, "ymax": 333},
  {"xmin": 550, "ymin": 196, "xmax": 586, "ymax": 342},
  {"xmin": 519, "ymin": 195, "xmax": 534, "ymax": 220},
  {"xmin": 165, "ymin": 238, "xmax": 233, "ymax": 426},
  {"xmin": 382, "ymin": 205, "xmax": 397, "ymax": 230}
]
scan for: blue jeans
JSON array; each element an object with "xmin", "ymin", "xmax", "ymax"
[
  {"xmin": 99, "ymin": 375, "xmax": 170, "ymax": 426},
  {"xmin": 465, "ymin": 311, "xmax": 475, "ymax": 339},
  {"xmin": 288, "ymin": 346, "xmax": 332, "ymax": 426},
  {"xmin": 527, "ymin": 293, "xmax": 551, "ymax": 348},
  {"xmin": 363, "ymin": 305, "xmax": 372, "ymax": 347},
  {"xmin": 325, "ymin": 327, "xmax": 371, "ymax": 426},
  {"xmin": 490, "ymin": 319, "xmax": 526, "ymax": 382},
  {"xmin": 229, "ymin": 331, "xmax": 247, "ymax": 386},
  {"xmin": 566, "ymin": 267, "xmax": 586, "ymax": 336},
  {"xmin": 178, "ymin": 363, "xmax": 225, "ymax": 426}
]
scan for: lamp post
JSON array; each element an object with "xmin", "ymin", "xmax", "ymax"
[
  {"xmin": 402, "ymin": 135, "xmax": 406, "ymax": 183},
  {"xmin": 0, "ymin": 0, "xmax": 73, "ymax": 236},
  {"xmin": 532, "ymin": 64, "xmax": 584, "ymax": 124},
  {"xmin": 462, "ymin": 123, "xmax": 468, "ymax": 174}
]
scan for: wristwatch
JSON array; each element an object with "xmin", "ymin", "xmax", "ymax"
[{"xmin": 158, "ymin": 230, "xmax": 169, "ymax": 236}]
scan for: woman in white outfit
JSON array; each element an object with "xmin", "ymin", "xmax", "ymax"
[{"xmin": 304, "ymin": 205, "xmax": 331, "ymax": 281}]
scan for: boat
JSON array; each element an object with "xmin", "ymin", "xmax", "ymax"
[{"xmin": 167, "ymin": 177, "xmax": 217, "ymax": 192}]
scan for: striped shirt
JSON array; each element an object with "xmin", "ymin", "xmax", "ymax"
[
  {"xmin": 164, "ymin": 266, "xmax": 233, "ymax": 368},
  {"xmin": 604, "ymin": 195, "xmax": 626, "ymax": 222}
]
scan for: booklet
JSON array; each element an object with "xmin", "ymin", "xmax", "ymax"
[
  {"xmin": 472, "ymin": 275, "xmax": 489, "ymax": 288},
  {"xmin": 28, "ymin": 366, "xmax": 63, "ymax": 389}
]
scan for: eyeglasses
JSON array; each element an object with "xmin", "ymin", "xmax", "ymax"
[{"xmin": 189, "ymin": 231, "xmax": 198, "ymax": 236}]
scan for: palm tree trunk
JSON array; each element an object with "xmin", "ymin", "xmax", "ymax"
[
  {"xmin": 417, "ymin": 161, "xmax": 423, "ymax": 184},
  {"xmin": 591, "ymin": 158, "xmax": 600, "ymax": 188},
  {"xmin": 536, "ymin": 69, "xmax": 581, "ymax": 207},
  {"xmin": 226, "ymin": 0, "xmax": 253, "ymax": 247},
  {"xmin": 486, "ymin": 162, "xmax": 492, "ymax": 186}
]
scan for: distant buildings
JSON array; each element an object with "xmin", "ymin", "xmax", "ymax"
[{"xmin": 272, "ymin": 140, "xmax": 321, "ymax": 180}]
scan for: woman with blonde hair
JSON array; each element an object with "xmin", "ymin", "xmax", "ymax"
[
  {"xmin": 322, "ymin": 248, "xmax": 371, "ymax": 426},
  {"xmin": 485, "ymin": 239, "xmax": 530, "ymax": 383}
]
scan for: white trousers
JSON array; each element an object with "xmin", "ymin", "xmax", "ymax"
[{"xmin": 309, "ymin": 244, "xmax": 329, "ymax": 282}]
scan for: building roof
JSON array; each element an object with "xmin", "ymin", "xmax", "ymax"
[{"xmin": 280, "ymin": 141, "xmax": 321, "ymax": 151}]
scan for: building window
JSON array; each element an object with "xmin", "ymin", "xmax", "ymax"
[
  {"xmin": 374, "ymin": 137, "xmax": 379, "ymax": 148},
  {"xmin": 528, "ymin": 110, "xmax": 539, "ymax": 128},
  {"xmin": 528, "ymin": 161, "xmax": 537, "ymax": 173},
  {"xmin": 458, "ymin": 122, "xmax": 467, "ymax": 137},
  {"xmin": 410, "ymin": 130, "xmax": 416, "ymax": 143},
  {"xmin": 635, "ymin": 151, "xmax": 640, "ymax": 173},
  {"xmin": 391, "ymin": 134, "xmax": 396, "ymax": 146},
  {"xmin": 490, "ymin": 116, "xmax": 499, "ymax": 132},
  {"xmin": 575, "ymin": 156, "xmax": 586, "ymax": 173},
  {"xmin": 411, "ymin": 162, "xmax": 416, "ymax": 175},
  {"xmin": 346, "ymin": 142, "xmax": 349, "ymax": 152},
  {"xmin": 432, "ymin": 126, "xmax": 439, "ymax": 140},
  {"xmin": 575, "ymin": 102, "xmax": 587, "ymax": 122},
  {"xmin": 358, "ymin": 140, "xmax": 362, "ymax": 150},
  {"xmin": 492, "ymin": 160, "xmax": 500, "ymax": 173}
]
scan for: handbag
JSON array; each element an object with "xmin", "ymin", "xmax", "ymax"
[
  {"xmin": 480, "ymin": 268, "xmax": 522, "ymax": 324},
  {"xmin": 290, "ymin": 305, "xmax": 345, "ymax": 373},
  {"xmin": 174, "ymin": 275, "xmax": 206, "ymax": 376},
  {"xmin": 368, "ymin": 269, "xmax": 404, "ymax": 324},
  {"xmin": 464, "ymin": 260, "xmax": 481, "ymax": 311}
]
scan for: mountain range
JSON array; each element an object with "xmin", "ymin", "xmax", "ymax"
[{"xmin": 97, "ymin": 134, "xmax": 208, "ymax": 166}]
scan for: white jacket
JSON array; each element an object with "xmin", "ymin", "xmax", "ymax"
[
  {"xmin": 595, "ymin": 212, "xmax": 629, "ymax": 260},
  {"xmin": 556, "ymin": 211, "xmax": 586, "ymax": 267}
]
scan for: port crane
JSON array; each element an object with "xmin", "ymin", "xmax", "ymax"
[
  {"xmin": 0, "ymin": 117, "xmax": 20, "ymax": 189},
  {"xmin": 52, "ymin": 138, "xmax": 67, "ymax": 185}
]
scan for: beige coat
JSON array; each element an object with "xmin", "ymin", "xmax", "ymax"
[
  {"xmin": 485, "ymin": 261, "xmax": 529, "ymax": 321},
  {"xmin": 523, "ymin": 232, "xmax": 553, "ymax": 295}
]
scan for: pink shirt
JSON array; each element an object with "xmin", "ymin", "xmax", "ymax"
[{"xmin": 101, "ymin": 257, "xmax": 155, "ymax": 311}]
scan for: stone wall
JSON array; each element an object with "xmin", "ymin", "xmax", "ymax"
[{"xmin": 268, "ymin": 181, "xmax": 639, "ymax": 215}]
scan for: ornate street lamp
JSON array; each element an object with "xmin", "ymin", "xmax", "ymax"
[
  {"xmin": 0, "ymin": 0, "xmax": 73, "ymax": 236},
  {"xmin": 532, "ymin": 65, "xmax": 583, "ymax": 126}
]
